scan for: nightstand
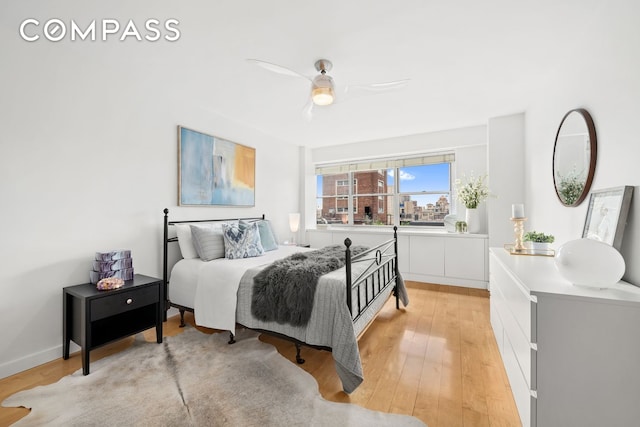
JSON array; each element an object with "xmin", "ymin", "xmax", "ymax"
[{"xmin": 63, "ymin": 274, "xmax": 163, "ymax": 375}]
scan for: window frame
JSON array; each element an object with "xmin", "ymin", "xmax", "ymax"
[{"xmin": 315, "ymin": 153, "xmax": 454, "ymax": 228}]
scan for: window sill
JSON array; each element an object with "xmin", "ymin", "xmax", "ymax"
[{"xmin": 308, "ymin": 227, "xmax": 488, "ymax": 238}]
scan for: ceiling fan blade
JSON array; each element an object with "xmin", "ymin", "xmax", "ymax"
[
  {"xmin": 345, "ymin": 79, "xmax": 410, "ymax": 94},
  {"xmin": 247, "ymin": 59, "xmax": 310, "ymax": 81},
  {"xmin": 302, "ymin": 98, "xmax": 314, "ymax": 121}
]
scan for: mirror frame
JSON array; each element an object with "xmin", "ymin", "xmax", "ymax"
[{"xmin": 552, "ymin": 108, "xmax": 597, "ymax": 207}]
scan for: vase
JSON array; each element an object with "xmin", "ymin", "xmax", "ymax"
[{"xmin": 465, "ymin": 208, "xmax": 480, "ymax": 233}]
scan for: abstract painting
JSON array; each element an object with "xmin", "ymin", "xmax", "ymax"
[{"xmin": 178, "ymin": 126, "xmax": 255, "ymax": 206}]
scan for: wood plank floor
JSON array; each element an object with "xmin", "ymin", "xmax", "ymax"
[{"xmin": 0, "ymin": 281, "xmax": 521, "ymax": 426}]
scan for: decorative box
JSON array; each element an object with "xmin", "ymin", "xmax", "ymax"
[
  {"xmin": 90, "ymin": 267, "xmax": 134, "ymax": 284},
  {"xmin": 92, "ymin": 258, "xmax": 134, "ymax": 272},
  {"xmin": 90, "ymin": 249, "xmax": 134, "ymax": 284},
  {"xmin": 94, "ymin": 250, "xmax": 132, "ymax": 261}
]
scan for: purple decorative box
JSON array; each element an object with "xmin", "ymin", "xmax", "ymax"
[
  {"xmin": 92, "ymin": 258, "xmax": 134, "ymax": 272},
  {"xmin": 90, "ymin": 268, "xmax": 135, "ymax": 284},
  {"xmin": 95, "ymin": 250, "xmax": 132, "ymax": 261}
]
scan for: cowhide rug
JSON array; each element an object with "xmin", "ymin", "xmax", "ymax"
[{"xmin": 2, "ymin": 328, "xmax": 426, "ymax": 426}]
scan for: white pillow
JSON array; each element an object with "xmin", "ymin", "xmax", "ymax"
[
  {"xmin": 190, "ymin": 224, "xmax": 226, "ymax": 261},
  {"xmin": 175, "ymin": 224, "xmax": 199, "ymax": 259}
]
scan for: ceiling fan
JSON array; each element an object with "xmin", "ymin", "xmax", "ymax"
[{"xmin": 247, "ymin": 58, "xmax": 409, "ymax": 118}]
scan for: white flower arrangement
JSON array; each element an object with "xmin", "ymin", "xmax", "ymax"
[{"xmin": 455, "ymin": 173, "xmax": 489, "ymax": 209}]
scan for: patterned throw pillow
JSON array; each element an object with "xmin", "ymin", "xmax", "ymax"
[
  {"xmin": 221, "ymin": 221, "xmax": 264, "ymax": 259},
  {"xmin": 190, "ymin": 224, "xmax": 225, "ymax": 261}
]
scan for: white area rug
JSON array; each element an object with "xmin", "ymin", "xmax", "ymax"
[{"xmin": 3, "ymin": 328, "xmax": 426, "ymax": 426}]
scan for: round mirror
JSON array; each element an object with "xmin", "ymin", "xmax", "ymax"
[{"xmin": 552, "ymin": 108, "xmax": 597, "ymax": 206}]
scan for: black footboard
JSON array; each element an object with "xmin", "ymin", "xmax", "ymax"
[{"xmin": 344, "ymin": 226, "xmax": 399, "ymax": 322}]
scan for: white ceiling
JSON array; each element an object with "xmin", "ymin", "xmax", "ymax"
[
  {"xmin": 16, "ymin": 0, "xmax": 605, "ymax": 149},
  {"xmin": 205, "ymin": 0, "xmax": 607, "ymax": 148}
]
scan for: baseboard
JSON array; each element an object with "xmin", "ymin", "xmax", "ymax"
[
  {"xmin": 1, "ymin": 309, "xmax": 180, "ymax": 380},
  {"xmin": 403, "ymin": 273, "xmax": 488, "ymax": 290},
  {"xmin": 0, "ymin": 342, "xmax": 78, "ymax": 380}
]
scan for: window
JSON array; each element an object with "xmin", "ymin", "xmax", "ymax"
[{"xmin": 315, "ymin": 153, "xmax": 454, "ymax": 227}]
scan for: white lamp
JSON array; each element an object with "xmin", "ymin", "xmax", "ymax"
[
  {"xmin": 554, "ymin": 238, "xmax": 625, "ymax": 289},
  {"xmin": 289, "ymin": 213, "xmax": 300, "ymax": 245}
]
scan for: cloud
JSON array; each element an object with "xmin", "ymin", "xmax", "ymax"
[
  {"xmin": 387, "ymin": 170, "xmax": 415, "ymax": 180},
  {"xmin": 399, "ymin": 171, "xmax": 415, "ymax": 180}
]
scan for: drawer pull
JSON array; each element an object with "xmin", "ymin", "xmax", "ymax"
[{"xmin": 126, "ymin": 298, "xmax": 133, "ymax": 305}]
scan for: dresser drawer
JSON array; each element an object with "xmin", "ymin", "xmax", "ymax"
[
  {"xmin": 490, "ymin": 255, "xmax": 535, "ymax": 342},
  {"xmin": 91, "ymin": 286, "xmax": 159, "ymax": 321},
  {"xmin": 503, "ymin": 331, "xmax": 536, "ymax": 427},
  {"xmin": 491, "ymin": 280, "xmax": 536, "ymax": 389}
]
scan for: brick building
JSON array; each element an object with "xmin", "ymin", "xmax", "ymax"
[{"xmin": 319, "ymin": 170, "xmax": 390, "ymax": 224}]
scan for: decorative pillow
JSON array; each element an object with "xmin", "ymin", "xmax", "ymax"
[
  {"xmin": 175, "ymin": 224, "xmax": 200, "ymax": 259},
  {"xmin": 222, "ymin": 221, "xmax": 264, "ymax": 259},
  {"xmin": 239, "ymin": 219, "xmax": 278, "ymax": 251},
  {"xmin": 190, "ymin": 224, "xmax": 225, "ymax": 261},
  {"xmin": 265, "ymin": 220, "xmax": 280, "ymax": 245},
  {"xmin": 256, "ymin": 220, "xmax": 278, "ymax": 251}
]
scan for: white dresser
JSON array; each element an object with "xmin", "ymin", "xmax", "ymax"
[{"xmin": 489, "ymin": 248, "xmax": 640, "ymax": 427}]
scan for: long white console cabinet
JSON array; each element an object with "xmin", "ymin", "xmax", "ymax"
[
  {"xmin": 489, "ymin": 247, "xmax": 640, "ymax": 427},
  {"xmin": 306, "ymin": 228, "xmax": 488, "ymax": 289}
]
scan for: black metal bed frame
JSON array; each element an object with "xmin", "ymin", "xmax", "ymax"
[{"xmin": 162, "ymin": 208, "xmax": 400, "ymax": 364}]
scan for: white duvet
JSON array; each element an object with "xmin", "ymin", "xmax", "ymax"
[{"xmin": 169, "ymin": 245, "xmax": 306, "ymax": 332}]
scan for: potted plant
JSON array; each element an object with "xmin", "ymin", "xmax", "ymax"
[
  {"xmin": 454, "ymin": 173, "xmax": 489, "ymax": 233},
  {"xmin": 523, "ymin": 231, "xmax": 555, "ymax": 250}
]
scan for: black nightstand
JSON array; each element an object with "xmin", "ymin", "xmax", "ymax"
[{"xmin": 63, "ymin": 274, "xmax": 163, "ymax": 375}]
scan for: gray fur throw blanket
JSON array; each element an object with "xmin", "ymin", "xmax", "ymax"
[{"xmin": 251, "ymin": 244, "xmax": 368, "ymax": 326}]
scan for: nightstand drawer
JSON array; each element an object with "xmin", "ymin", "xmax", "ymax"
[{"xmin": 91, "ymin": 286, "xmax": 159, "ymax": 321}]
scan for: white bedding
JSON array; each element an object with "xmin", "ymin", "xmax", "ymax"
[
  {"xmin": 168, "ymin": 244, "xmax": 406, "ymax": 392},
  {"xmin": 169, "ymin": 245, "xmax": 306, "ymax": 331}
]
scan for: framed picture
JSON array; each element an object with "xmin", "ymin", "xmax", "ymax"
[
  {"xmin": 178, "ymin": 126, "xmax": 255, "ymax": 206},
  {"xmin": 582, "ymin": 186, "xmax": 633, "ymax": 250}
]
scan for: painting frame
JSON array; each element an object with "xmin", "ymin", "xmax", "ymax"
[
  {"xmin": 178, "ymin": 126, "xmax": 256, "ymax": 207},
  {"xmin": 582, "ymin": 186, "xmax": 633, "ymax": 250}
]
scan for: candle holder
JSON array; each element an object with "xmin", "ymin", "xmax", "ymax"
[{"xmin": 511, "ymin": 217, "xmax": 527, "ymax": 251}]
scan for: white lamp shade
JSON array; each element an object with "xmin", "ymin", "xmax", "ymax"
[
  {"xmin": 554, "ymin": 238, "xmax": 625, "ymax": 289},
  {"xmin": 289, "ymin": 213, "xmax": 300, "ymax": 233}
]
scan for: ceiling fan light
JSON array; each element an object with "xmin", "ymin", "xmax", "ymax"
[
  {"xmin": 311, "ymin": 74, "xmax": 335, "ymax": 106},
  {"xmin": 312, "ymin": 87, "xmax": 335, "ymax": 106}
]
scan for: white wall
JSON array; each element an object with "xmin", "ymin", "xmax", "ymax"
[
  {"xmin": 487, "ymin": 113, "xmax": 525, "ymax": 248},
  {"xmin": 0, "ymin": 16, "xmax": 300, "ymax": 378},
  {"xmin": 523, "ymin": 2, "xmax": 640, "ymax": 286},
  {"xmin": 307, "ymin": 125, "xmax": 489, "ymax": 231}
]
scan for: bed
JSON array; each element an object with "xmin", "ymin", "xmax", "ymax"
[{"xmin": 162, "ymin": 208, "xmax": 409, "ymax": 393}]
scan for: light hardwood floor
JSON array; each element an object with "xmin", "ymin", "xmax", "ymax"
[{"xmin": 0, "ymin": 282, "xmax": 521, "ymax": 426}]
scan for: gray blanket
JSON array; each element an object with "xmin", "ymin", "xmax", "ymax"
[{"xmin": 251, "ymin": 244, "xmax": 367, "ymax": 326}]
